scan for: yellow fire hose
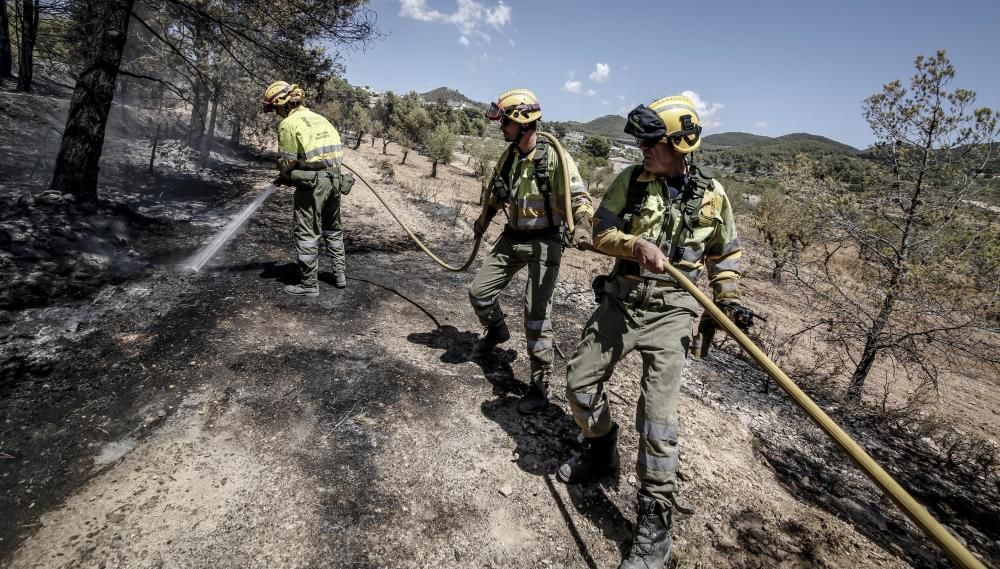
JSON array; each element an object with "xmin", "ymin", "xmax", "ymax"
[
  {"xmin": 340, "ymin": 130, "xmax": 574, "ymax": 272},
  {"xmin": 663, "ymin": 263, "xmax": 985, "ymax": 569},
  {"xmin": 341, "ymin": 162, "xmax": 481, "ymax": 272},
  {"xmin": 537, "ymin": 131, "xmax": 576, "ymax": 233}
]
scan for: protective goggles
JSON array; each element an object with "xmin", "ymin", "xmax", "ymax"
[{"xmin": 485, "ymin": 101, "xmax": 540, "ymax": 121}]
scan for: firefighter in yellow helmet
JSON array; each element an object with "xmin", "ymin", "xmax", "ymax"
[
  {"xmin": 262, "ymin": 80, "xmax": 353, "ymax": 295},
  {"xmin": 558, "ymin": 95, "xmax": 751, "ymax": 568},
  {"xmin": 468, "ymin": 88, "xmax": 594, "ymax": 414}
]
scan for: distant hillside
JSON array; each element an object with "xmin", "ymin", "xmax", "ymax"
[
  {"xmin": 776, "ymin": 133, "xmax": 859, "ymax": 153},
  {"xmin": 700, "ymin": 130, "xmax": 865, "ymax": 179},
  {"xmin": 703, "ymin": 132, "xmax": 773, "ymax": 147},
  {"xmin": 547, "ymin": 114, "xmax": 627, "ymax": 140},
  {"xmin": 580, "ymin": 115, "xmax": 628, "ymax": 139},
  {"xmin": 420, "ymin": 87, "xmax": 484, "ymax": 108}
]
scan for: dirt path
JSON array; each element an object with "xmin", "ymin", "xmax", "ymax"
[{"xmin": 1, "ymin": 140, "xmax": 994, "ymax": 568}]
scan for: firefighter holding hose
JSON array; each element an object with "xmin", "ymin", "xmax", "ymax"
[
  {"xmin": 263, "ymin": 80, "xmax": 354, "ymax": 295},
  {"xmin": 558, "ymin": 94, "xmax": 754, "ymax": 568}
]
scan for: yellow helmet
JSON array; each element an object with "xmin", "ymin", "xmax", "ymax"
[
  {"xmin": 262, "ymin": 80, "xmax": 304, "ymax": 112},
  {"xmin": 625, "ymin": 95, "xmax": 703, "ymax": 153},
  {"xmin": 648, "ymin": 95, "xmax": 702, "ymax": 153},
  {"xmin": 485, "ymin": 88, "xmax": 541, "ymax": 124}
]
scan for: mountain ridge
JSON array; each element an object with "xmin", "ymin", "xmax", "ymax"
[{"xmin": 416, "ymin": 86, "xmax": 863, "ymax": 151}]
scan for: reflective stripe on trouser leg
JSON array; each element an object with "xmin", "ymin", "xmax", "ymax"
[
  {"xmin": 319, "ymin": 173, "xmax": 344, "ymax": 275},
  {"xmin": 293, "ymin": 182, "xmax": 331, "ymax": 287},
  {"xmin": 565, "ymin": 296, "xmax": 638, "ymax": 438},
  {"xmin": 524, "ymin": 239, "xmax": 561, "ymax": 386},
  {"xmin": 633, "ymin": 298, "xmax": 696, "ymax": 508},
  {"xmin": 323, "ymin": 230, "xmax": 345, "ymax": 275},
  {"xmin": 468, "ymin": 234, "xmax": 525, "ymax": 328}
]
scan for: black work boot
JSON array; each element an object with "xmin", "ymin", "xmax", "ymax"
[
  {"xmin": 557, "ymin": 422, "xmax": 620, "ymax": 483},
  {"xmin": 517, "ymin": 377, "xmax": 550, "ymax": 415},
  {"xmin": 333, "ymin": 273, "xmax": 347, "ymax": 288},
  {"xmin": 471, "ymin": 321, "xmax": 510, "ymax": 357},
  {"xmin": 284, "ymin": 283, "xmax": 319, "ymax": 296},
  {"xmin": 619, "ymin": 494, "xmax": 672, "ymax": 569}
]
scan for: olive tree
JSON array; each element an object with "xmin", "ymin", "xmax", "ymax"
[{"xmin": 797, "ymin": 51, "xmax": 999, "ymax": 403}]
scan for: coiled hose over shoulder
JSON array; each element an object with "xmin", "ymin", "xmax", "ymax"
[{"xmin": 340, "ymin": 131, "xmax": 573, "ymax": 272}]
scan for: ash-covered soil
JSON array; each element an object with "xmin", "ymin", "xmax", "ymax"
[{"xmin": 1, "ymin": 90, "xmax": 998, "ymax": 568}]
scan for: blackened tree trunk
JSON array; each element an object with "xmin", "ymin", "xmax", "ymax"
[
  {"xmin": 199, "ymin": 84, "xmax": 219, "ymax": 168},
  {"xmin": 185, "ymin": 21, "xmax": 209, "ymax": 149},
  {"xmin": 49, "ymin": 0, "xmax": 136, "ymax": 202},
  {"xmin": 229, "ymin": 116, "xmax": 241, "ymax": 147},
  {"xmin": 186, "ymin": 78, "xmax": 206, "ymax": 147},
  {"xmin": 16, "ymin": 0, "xmax": 39, "ymax": 92},
  {"xmin": 0, "ymin": 2, "xmax": 13, "ymax": 78},
  {"xmin": 353, "ymin": 130, "xmax": 363, "ymax": 150}
]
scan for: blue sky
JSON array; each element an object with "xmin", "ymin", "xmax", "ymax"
[{"xmin": 339, "ymin": 0, "xmax": 1000, "ymax": 148}]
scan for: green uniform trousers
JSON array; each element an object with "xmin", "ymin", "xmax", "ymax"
[
  {"xmin": 566, "ymin": 275, "xmax": 699, "ymax": 510},
  {"xmin": 292, "ymin": 170, "xmax": 345, "ymax": 287},
  {"xmin": 469, "ymin": 231, "xmax": 563, "ymax": 387}
]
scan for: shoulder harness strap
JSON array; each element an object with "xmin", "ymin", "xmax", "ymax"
[
  {"xmin": 622, "ymin": 165, "xmax": 649, "ymax": 233},
  {"xmin": 532, "ymin": 139, "xmax": 556, "ymax": 228},
  {"xmin": 681, "ymin": 164, "xmax": 714, "ymax": 231},
  {"xmin": 491, "ymin": 144, "xmax": 518, "ymax": 203}
]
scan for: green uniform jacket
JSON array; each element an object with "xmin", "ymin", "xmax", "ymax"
[
  {"xmin": 592, "ymin": 165, "xmax": 742, "ymax": 302},
  {"xmin": 485, "ymin": 142, "xmax": 594, "ymax": 231}
]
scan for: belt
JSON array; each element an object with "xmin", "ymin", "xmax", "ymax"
[
  {"xmin": 504, "ymin": 225, "xmax": 561, "ymax": 242},
  {"xmin": 624, "ymin": 274, "xmax": 682, "ymax": 288}
]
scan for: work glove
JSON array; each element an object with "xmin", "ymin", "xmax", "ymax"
[
  {"xmin": 571, "ymin": 213, "xmax": 592, "ymax": 250},
  {"xmin": 716, "ymin": 300, "xmax": 762, "ymax": 332}
]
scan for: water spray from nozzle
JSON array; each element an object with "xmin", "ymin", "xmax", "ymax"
[{"xmin": 182, "ymin": 184, "xmax": 278, "ymax": 273}]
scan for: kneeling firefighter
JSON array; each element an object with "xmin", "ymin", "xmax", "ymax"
[
  {"xmin": 469, "ymin": 88, "xmax": 594, "ymax": 415},
  {"xmin": 560, "ymin": 95, "xmax": 753, "ymax": 568},
  {"xmin": 263, "ymin": 80, "xmax": 355, "ymax": 296}
]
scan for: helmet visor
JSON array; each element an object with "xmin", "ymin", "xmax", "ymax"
[{"xmin": 624, "ymin": 105, "xmax": 666, "ymax": 142}]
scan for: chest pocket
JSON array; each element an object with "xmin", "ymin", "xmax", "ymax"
[{"xmin": 696, "ymin": 183, "xmax": 724, "ymax": 227}]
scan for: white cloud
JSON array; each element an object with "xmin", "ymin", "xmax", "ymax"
[
  {"xmin": 562, "ymin": 71, "xmax": 582, "ymax": 94},
  {"xmin": 458, "ymin": 36, "xmax": 470, "ymax": 47},
  {"xmin": 615, "ymin": 94, "xmax": 625, "ymax": 101},
  {"xmin": 485, "ymin": 2, "xmax": 511, "ymax": 28},
  {"xmin": 753, "ymin": 121, "xmax": 769, "ymax": 129},
  {"xmin": 681, "ymin": 90, "xmax": 724, "ymax": 128},
  {"xmin": 589, "ymin": 63, "xmax": 610, "ymax": 83},
  {"xmin": 585, "ymin": 89, "xmax": 597, "ymax": 96},
  {"xmin": 508, "ymin": 38, "xmax": 515, "ymax": 47},
  {"xmin": 602, "ymin": 100, "xmax": 609, "ymax": 105},
  {"xmin": 399, "ymin": 0, "xmax": 512, "ymax": 42}
]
